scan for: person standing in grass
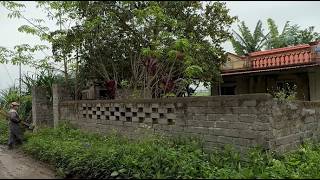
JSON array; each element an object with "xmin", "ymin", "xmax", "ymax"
[{"xmin": 8, "ymin": 102, "xmax": 23, "ymax": 150}]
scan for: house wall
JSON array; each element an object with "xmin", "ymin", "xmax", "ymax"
[
  {"xmin": 221, "ymin": 72, "xmax": 310, "ymax": 100},
  {"xmin": 308, "ymin": 70, "xmax": 320, "ymax": 101},
  {"xmin": 222, "ymin": 54, "xmax": 246, "ymax": 70}
]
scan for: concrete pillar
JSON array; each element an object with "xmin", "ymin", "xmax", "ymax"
[
  {"xmin": 32, "ymin": 86, "xmax": 53, "ymax": 131},
  {"xmin": 52, "ymin": 84, "xmax": 73, "ymax": 128},
  {"xmin": 308, "ymin": 70, "xmax": 320, "ymax": 101}
]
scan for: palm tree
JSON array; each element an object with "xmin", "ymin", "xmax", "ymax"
[{"xmin": 230, "ymin": 20, "xmax": 269, "ymax": 56}]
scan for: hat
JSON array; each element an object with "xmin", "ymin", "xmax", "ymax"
[{"xmin": 11, "ymin": 102, "xmax": 20, "ymax": 107}]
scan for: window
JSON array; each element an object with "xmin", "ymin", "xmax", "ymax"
[
  {"xmin": 221, "ymin": 86, "xmax": 235, "ymax": 95},
  {"xmin": 220, "ymin": 82, "xmax": 236, "ymax": 95}
]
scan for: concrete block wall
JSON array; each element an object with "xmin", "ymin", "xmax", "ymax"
[
  {"xmin": 269, "ymin": 101, "xmax": 320, "ymax": 153},
  {"xmin": 52, "ymin": 84, "xmax": 73, "ymax": 128},
  {"xmin": 56, "ymin": 93, "xmax": 276, "ymax": 153},
  {"xmin": 44, "ymin": 84, "xmax": 320, "ymax": 153},
  {"xmin": 32, "ymin": 86, "xmax": 54, "ymax": 131}
]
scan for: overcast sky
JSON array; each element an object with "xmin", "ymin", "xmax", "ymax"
[{"xmin": 1, "ymin": 1, "xmax": 320, "ymax": 90}]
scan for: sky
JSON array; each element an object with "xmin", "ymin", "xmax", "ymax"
[{"xmin": 0, "ymin": 1, "xmax": 320, "ymax": 90}]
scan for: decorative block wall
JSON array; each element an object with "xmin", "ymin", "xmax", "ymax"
[{"xmin": 30, "ymin": 84, "xmax": 320, "ymax": 154}]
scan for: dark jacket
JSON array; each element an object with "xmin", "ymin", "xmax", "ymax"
[{"xmin": 9, "ymin": 109, "xmax": 21, "ymax": 124}]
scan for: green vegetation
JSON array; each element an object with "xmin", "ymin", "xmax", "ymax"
[
  {"xmin": 268, "ymin": 83, "xmax": 298, "ymax": 102},
  {"xmin": 1, "ymin": 1, "xmax": 237, "ymax": 98},
  {"xmin": 0, "ymin": 119, "xmax": 317, "ymax": 179},
  {"xmin": 0, "ymin": 118, "xmax": 8, "ymax": 144},
  {"xmin": 231, "ymin": 18, "xmax": 320, "ymax": 55}
]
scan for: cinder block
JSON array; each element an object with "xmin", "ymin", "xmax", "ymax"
[
  {"xmin": 151, "ymin": 113, "xmax": 160, "ymax": 118},
  {"xmin": 143, "ymin": 107, "xmax": 152, "ymax": 113},
  {"xmin": 158, "ymin": 108, "xmax": 166, "ymax": 113},
  {"xmin": 233, "ymin": 107, "xmax": 258, "ymax": 114},
  {"xmin": 192, "ymin": 114, "xmax": 207, "ymax": 121},
  {"xmin": 144, "ymin": 118, "xmax": 152, "ymax": 124},
  {"xmin": 167, "ymin": 113, "xmax": 177, "ymax": 119},
  {"xmin": 204, "ymin": 134, "xmax": 218, "ymax": 142},
  {"xmin": 233, "ymin": 138, "xmax": 250, "ymax": 146},
  {"xmin": 229, "ymin": 122, "xmax": 250, "ymax": 130},
  {"xmin": 239, "ymin": 114, "xmax": 257, "ymax": 123},
  {"xmin": 222, "ymin": 100, "xmax": 239, "ymax": 107},
  {"xmin": 132, "ymin": 117, "xmax": 139, "ymax": 123},
  {"xmin": 110, "ymin": 116, "xmax": 116, "ymax": 121},
  {"xmin": 209, "ymin": 128, "xmax": 239, "ymax": 138},
  {"xmin": 131, "ymin": 108, "xmax": 138, "ymax": 112},
  {"xmin": 217, "ymin": 136, "xmax": 233, "ymax": 144},
  {"xmin": 215, "ymin": 114, "xmax": 238, "ymax": 122},
  {"xmin": 125, "ymin": 112, "xmax": 133, "ymax": 117},
  {"xmin": 188, "ymin": 101, "xmax": 208, "ymax": 107},
  {"xmin": 215, "ymin": 121, "xmax": 229, "ymax": 129},
  {"xmin": 184, "ymin": 127, "xmax": 208, "ymax": 134},
  {"xmin": 208, "ymin": 101, "xmax": 221, "ymax": 107},
  {"xmin": 151, "ymin": 103, "xmax": 159, "ymax": 108},
  {"xmin": 241, "ymin": 100, "xmax": 257, "ymax": 107},
  {"xmin": 238, "ymin": 130, "xmax": 257, "ymax": 139}
]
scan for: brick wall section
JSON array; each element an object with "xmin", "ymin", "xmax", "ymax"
[
  {"xmin": 56, "ymin": 93, "xmax": 274, "ymax": 153},
  {"xmin": 269, "ymin": 101, "xmax": 320, "ymax": 153},
  {"xmin": 32, "ymin": 86, "xmax": 53, "ymax": 131},
  {"xmin": 50, "ymin": 84, "xmax": 320, "ymax": 154},
  {"xmin": 52, "ymin": 84, "xmax": 73, "ymax": 128}
]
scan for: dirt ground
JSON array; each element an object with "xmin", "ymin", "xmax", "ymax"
[{"xmin": 0, "ymin": 145, "xmax": 57, "ymax": 179}]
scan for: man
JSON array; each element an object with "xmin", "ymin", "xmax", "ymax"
[{"xmin": 8, "ymin": 102, "xmax": 23, "ymax": 150}]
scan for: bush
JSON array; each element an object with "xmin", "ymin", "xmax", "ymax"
[
  {"xmin": 0, "ymin": 118, "xmax": 8, "ymax": 144},
  {"xmin": 22, "ymin": 123, "xmax": 214, "ymax": 179},
  {"xmin": 16, "ymin": 122, "xmax": 320, "ymax": 179}
]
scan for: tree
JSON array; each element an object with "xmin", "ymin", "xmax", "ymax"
[
  {"xmin": 266, "ymin": 18, "xmax": 320, "ymax": 49},
  {"xmin": 297, "ymin": 26, "xmax": 320, "ymax": 44},
  {"xmin": 1, "ymin": 1, "xmax": 237, "ymax": 98},
  {"xmin": 0, "ymin": 1, "xmax": 81, "ymax": 85},
  {"xmin": 230, "ymin": 20, "xmax": 269, "ymax": 56},
  {"xmin": 71, "ymin": 1, "xmax": 236, "ymax": 97}
]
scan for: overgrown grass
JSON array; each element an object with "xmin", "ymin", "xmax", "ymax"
[
  {"xmin": 0, "ymin": 118, "xmax": 8, "ymax": 144},
  {"xmin": 1, "ymin": 118, "xmax": 320, "ymax": 178}
]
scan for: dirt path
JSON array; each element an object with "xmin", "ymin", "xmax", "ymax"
[{"xmin": 0, "ymin": 145, "xmax": 57, "ymax": 179}]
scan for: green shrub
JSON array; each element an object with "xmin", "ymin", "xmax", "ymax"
[
  {"xmin": 20, "ymin": 123, "xmax": 320, "ymax": 179},
  {"xmin": 0, "ymin": 118, "xmax": 8, "ymax": 144}
]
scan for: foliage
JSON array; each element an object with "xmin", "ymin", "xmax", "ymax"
[
  {"xmin": 266, "ymin": 18, "xmax": 320, "ymax": 49},
  {"xmin": 22, "ymin": 70, "xmax": 64, "ymax": 100},
  {"xmin": 265, "ymin": 18, "xmax": 290, "ymax": 49},
  {"xmin": 0, "ymin": 87, "xmax": 32, "ymax": 120},
  {"xmin": 268, "ymin": 83, "xmax": 297, "ymax": 102},
  {"xmin": 1, "ymin": 1, "xmax": 237, "ymax": 98},
  {"xmin": 231, "ymin": 18, "xmax": 320, "ymax": 55},
  {"xmin": 0, "ymin": 118, "xmax": 9, "ymax": 144},
  {"xmin": 69, "ymin": 1, "xmax": 236, "ymax": 97},
  {"xmin": 23, "ymin": 123, "xmax": 212, "ymax": 179},
  {"xmin": 230, "ymin": 20, "xmax": 269, "ymax": 55},
  {"xmin": 11, "ymin": 122, "xmax": 320, "ymax": 179},
  {"xmin": 0, "ymin": 1, "xmax": 81, "ymax": 87}
]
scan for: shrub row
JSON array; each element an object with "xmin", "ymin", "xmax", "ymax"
[{"xmin": 1, "ymin": 119, "xmax": 320, "ymax": 178}]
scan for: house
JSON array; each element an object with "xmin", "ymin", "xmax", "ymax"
[{"xmin": 212, "ymin": 41, "xmax": 320, "ymax": 101}]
